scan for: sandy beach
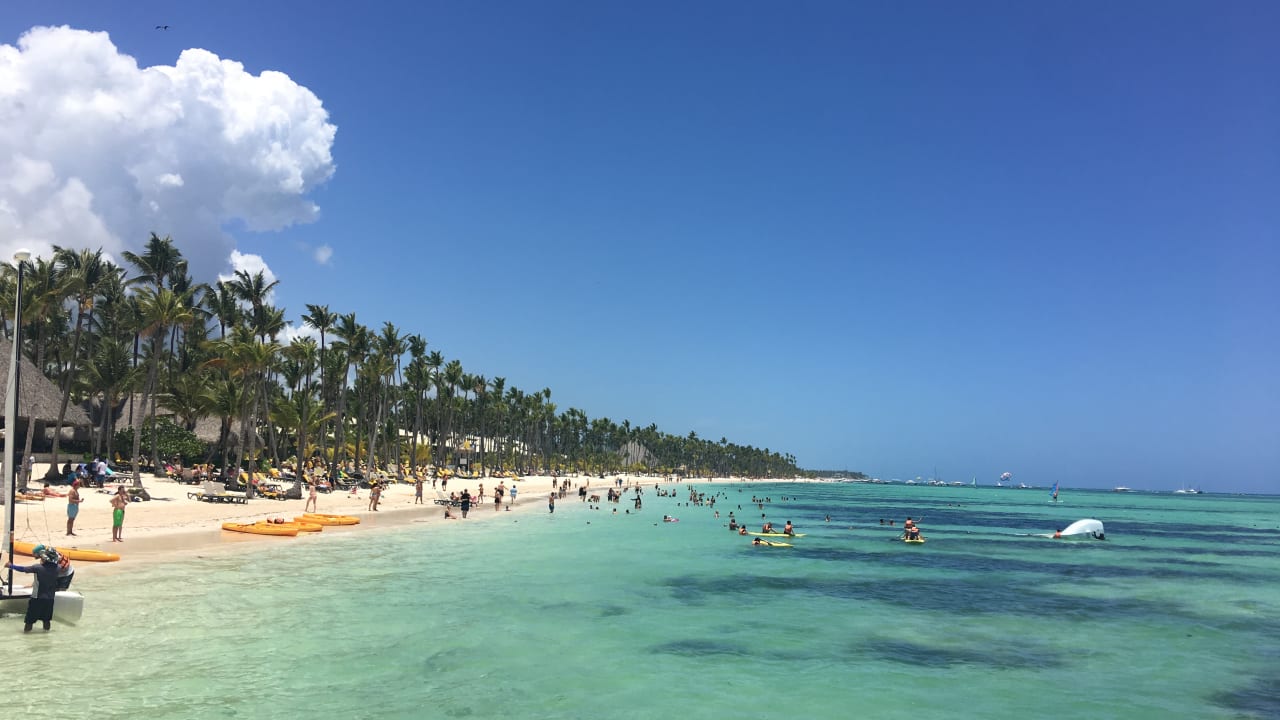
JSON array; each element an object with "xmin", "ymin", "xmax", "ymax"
[{"xmin": 5, "ymin": 469, "xmax": 731, "ymax": 573}]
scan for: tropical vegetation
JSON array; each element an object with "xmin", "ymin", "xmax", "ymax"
[{"xmin": 1, "ymin": 235, "xmax": 802, "ymax": 484}]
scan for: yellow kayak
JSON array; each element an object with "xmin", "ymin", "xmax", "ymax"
[
  {"xmin": 301, "ymin": 513, "xmax": 360, "ymax": 526},
  {"xmin": 257, "ymin": 520, "xmax": 323, "ymax": 533},
  {"xmin": 222, "ymin": 522, "xmax": 297, "ymax": 537},
  {"xmin": 12, "ymin": 540, "xmax": 121, "ymax": 563}
]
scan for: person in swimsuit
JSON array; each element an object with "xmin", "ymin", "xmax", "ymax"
[
  {"xmin": 110, "ymin": 485, "xmax": 129, "ymax": 542},
  {"xmin": 305, "ymin": 477, "xmax": 319, "ymax": 513},
  {"xmin": 783, "ymin": 520, "xmax": 794, "ymax": 535},
  {"xmin": 66, "ymin": 480, "xmax": 83, "ymax": 536}
]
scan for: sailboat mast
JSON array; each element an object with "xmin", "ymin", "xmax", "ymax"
[
  {"xmin": 3, "ymin": 253, "xmax": 26, "ymax": 595},
  {"xmin": 3, "ymin": 322, "xmax": 20, "ymax": 594}
]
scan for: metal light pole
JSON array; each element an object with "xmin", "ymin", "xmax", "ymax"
[{"xmin": 3, "ymin": 248, "xmax": 31, "ymax": 595}]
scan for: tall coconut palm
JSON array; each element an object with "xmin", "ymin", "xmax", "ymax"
[
  {"xmin": 403, "ymin": 334, "xmax": 428, "ymax": 469},
  {"xmin": 14, "ymin": 255, "xmax": 69, "ymax": 486},
  {"xmin": 302, "ymin": 303, "xmax": 336, "ymax": 465},
  {"xmin": 48, "ymin": 247, "xmax": 113, "ymax": 469},
  {"xmin": 202, "ymin": 281, "xmax": 241, "ymax": 340},
  {"xmin": 328, "ymin": 313, "xmax": 366, "ymax": 479},
  {"xmin": 122, "ymin": 233, "xmax": 185, "ymax": 289},
  {"xmin": 230, "ymin": 269, "xmax": 280, "ymax": 341},
  {"xmin": 129, "ymin": 286, "xmax": 195, "ymax": 485},
  {"xmin": 75, "ymin": 338, "xmax": 142, "ymax": 460}
]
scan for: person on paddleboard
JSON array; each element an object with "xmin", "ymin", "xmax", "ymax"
[
  {"xmin": 903, "ymin": 518, "xmax": 922, "ymax": 541},
  {"xmin": 783, "ymin": 520, "xmax": 794, "ymax": 535}
]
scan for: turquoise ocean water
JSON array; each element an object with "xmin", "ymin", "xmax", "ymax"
[{"xmin": 3, "ymin": 482, "xmax": 1277, "ymax": 719}]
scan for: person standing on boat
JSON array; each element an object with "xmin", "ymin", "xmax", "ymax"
[
  {"xmin": 66, "ymin": 480, "xmax": 83, "ymax": 536},
  {"xmin": 4, "ymin": 551, "xmax": 59, "ymax": 632},
  {"xmin": 110, "ymin": 485, "xmax": 129, "ymax": 542}
]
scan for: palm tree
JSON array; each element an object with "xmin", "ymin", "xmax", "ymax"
[
  {"xmin": 122, "ymin": 233, "xmax": 185, "ymax": 289},
  {"xmin": 14, "ymin": 255, "xmax": 69, "ymax": 486},
  {"xmin": 302, "ymin": 303, "xmax": 336, "ymax": 465},
  {"xmin": 47, "ymin": 247, "xmax": 112, "ymax": 469},
  {"xmin": 75, "ymin": 338, "xmax": 143, "ymax": 461},
  {"xmin": 202, "ymin": 281, "xmax": 240, "ymax": 339},
  {"xmin": 229, "ymin": 269, "xmax": 280, "ymax": 341},
  {"xmin": 129, "ymin": 286, "xmax": 195, "ymax": 485},
  {"xmin": 329, "ymin": 313, "xmax": 366, "ymax": 479}
]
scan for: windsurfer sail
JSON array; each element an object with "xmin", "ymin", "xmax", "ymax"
[{"xmin": 1050, "ymin": 481, "xmax": 1059, "ymax": 502}]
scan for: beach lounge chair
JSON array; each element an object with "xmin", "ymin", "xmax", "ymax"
[
  {"xmin": 188, "ymin": 480, "xmax": 248, "ymax": 504},
  {"xmin": 433, "ymin": 491, "xmax": 462, "ymax": 508}
]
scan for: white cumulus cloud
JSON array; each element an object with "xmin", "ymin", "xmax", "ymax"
[
  {"xmin": 219, "ymin": 249, "xmax": 279, "ymax": 290},
  {"xmin": 313, "ymin": 243, "xmax": 333, "ymax": 265},
  {"xmin": 0, "ymin": 25, "xmax": 336, "ymax": 276}
]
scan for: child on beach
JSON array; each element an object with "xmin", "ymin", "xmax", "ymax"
[{"xmin": 110, "ymin": 485, "xmax": 128, "ymax": 542}]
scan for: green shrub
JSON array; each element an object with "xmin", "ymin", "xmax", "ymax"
[{"xmin": 114, "ymin": 417, "xmax": 208, "ymax": 464}]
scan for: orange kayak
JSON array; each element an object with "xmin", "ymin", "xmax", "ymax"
[
  {"xmin": 301, "ymin": 513, "xmax": 360, "ymax": 526},
  {"xmin": 257, "ymin": 520, "xmax": 323, "ymax": 533},
  {"xmin": 12, "ymin": 540, "xmax": 121, "ymax": 563},
  {"xmin": 222, "ymin": 522, "xmax": 297, "ymax": 537}
]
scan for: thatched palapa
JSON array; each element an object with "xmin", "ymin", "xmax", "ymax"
[{"xmin": 0, "ymin": 337, "xmax": 91, "ymax": 427}]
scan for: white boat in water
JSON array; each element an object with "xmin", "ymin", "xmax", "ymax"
[
  {"xmin": 1174, "ymin": 487, "xmax": 1203, "ymax": 494},
  {"xmin": 1051, "ymin": 518, "xmax": 1106, "ymax": 540},
  {"xmin": 1113, "ymin": 486, "xmax": 1133, "ymax": 492}
]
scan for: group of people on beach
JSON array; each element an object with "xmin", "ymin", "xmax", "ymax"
[{"xmin": 61, "ymin": 480, "xmax": 129, "ymax": 542}]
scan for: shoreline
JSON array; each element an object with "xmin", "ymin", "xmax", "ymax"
[{"xmin": 7, "ymin": 472, "xmax": 805, "ymax": 575}]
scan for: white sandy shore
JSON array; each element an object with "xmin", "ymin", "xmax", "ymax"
[{"xmin": 6, "ymin": 471, "xmax": 803, "ymax": 574}]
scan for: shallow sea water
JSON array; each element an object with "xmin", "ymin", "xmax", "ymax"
[{"xmin": 3, "ymin": 482, "xmax": 1277, "ymax": 719}]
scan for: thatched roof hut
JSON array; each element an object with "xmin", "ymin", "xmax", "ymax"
[{"xmin": 0, "ymin": 337, "xmax": 91, "ymax": 426}]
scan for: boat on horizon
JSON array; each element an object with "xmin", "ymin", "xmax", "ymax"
[{"xmin": 1113, "ymin": 486, "xmax": 1133, "ymax": 492}]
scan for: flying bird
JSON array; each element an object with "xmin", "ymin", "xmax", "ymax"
[{"xmin": 156, "ymin": 25, "xmax": 170, "ymax": 30}]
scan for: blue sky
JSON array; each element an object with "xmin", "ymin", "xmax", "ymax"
[{"xmin": 3, "ymin": 2, "xmax": 1277, "ymax": 493}]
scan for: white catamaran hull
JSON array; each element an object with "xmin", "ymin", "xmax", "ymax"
[{"xmin": 0, "ymin": 590, "xmax": 85, "ymax": 625}]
